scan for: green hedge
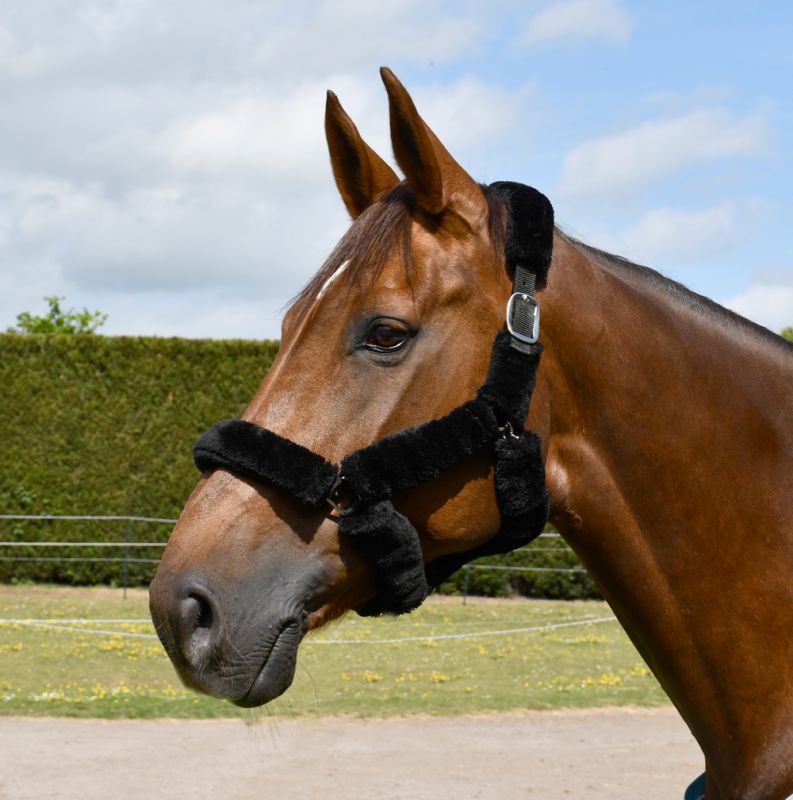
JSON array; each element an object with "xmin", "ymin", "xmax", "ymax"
[
  {"xmin": 0, "ymin": 333, "xmax": 598, "ymax": 598},
  {"xmin": 0, "ymin": 334, "xmax": 278, "ymax": 585},
  {"xmin": 438, "ymin": 540, "xmax": 600, "ymax": 600}
]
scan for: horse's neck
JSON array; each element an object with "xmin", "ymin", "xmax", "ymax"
[{"xmin": 537, "ymin": 235, "xmax": 793, "ymax": 797}]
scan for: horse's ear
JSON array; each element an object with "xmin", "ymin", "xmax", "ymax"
[
  {"xmin": 325, "ymin": 90, "xmax": 400, "ymax": 220},
  {"xmin": 380, "ymin": 67, "xmax": 487, "ymax": 227}
]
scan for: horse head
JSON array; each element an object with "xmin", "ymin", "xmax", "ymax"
[{"xmin": 149, "ymin": 69, "xmax": 549, "ymax": 707}]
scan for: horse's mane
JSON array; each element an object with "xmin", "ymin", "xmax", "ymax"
[{"xmin": 565, "ymin": 234, "xmax": 793, "ymax": 356}]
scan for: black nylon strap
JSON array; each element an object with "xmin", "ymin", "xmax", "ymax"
[
  {"xmin": 513, "ymin": 263, "xmax": 536, "ymax": 296},
  {"xmin": 488, "ymin": 181, "xmax": 552, "ymax": 355}
]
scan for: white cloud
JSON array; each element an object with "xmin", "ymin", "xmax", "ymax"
[
  {"xmin": 250, "ymin": 0, "xmax": 480, "ymax": 73},
  {"xmin": 0, "ymin": 1, "xmax": 535, "ymax": 337},
  {"xmin": 592, "ymin": 202, "xmax": 738, "ymax": 264},
  {"xmin": 159, "ymin": 86, "xmax": 332, "ymax": 182},
  {"xmin": 752, "ymin": 266, "xmax": 793, "ymax": 287},
  {"xmin": 158, "ymin": 73, "xmax": 527, "ymax": 185},
  {"xmin": 98, "ymin": 290, "xmax": 284, "ymax": 340},
  {"xmin": 412, "ymin": 77, "xmax": 535, "ymax": 157},
  {"xmin": 559, "ymin": 108, "xmax": 769, "ymax": 200},
  {"xmin": 642, "ymin": 86, "xmax": 735, "ymax": 115},
  {"xmin": 0, "ymin": 1, "xmax": 477, "ymax": 86},
  {"xmin": 724, "ymin": 281, "xmax": 793, "ymax": 334},
  {"xmin": 521, "ymin": 0, "xmax": 632, "ymax": 45},
  {"xmin": 1, "ymin": 172, "xmax": 346, "ymax": 296}
]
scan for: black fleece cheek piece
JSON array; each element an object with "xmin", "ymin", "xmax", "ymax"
[
  {"xmin": 476, "ymin": 331, "xmax": 542, "ymax": 427},
  {"xmin": 494, "ymin": 433, "xmax": 548, "ymax": 520}
]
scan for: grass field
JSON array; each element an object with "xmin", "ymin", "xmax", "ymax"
[{"xmin": 0, "ymin": 585, "xmax": 669, "ymax": 719}]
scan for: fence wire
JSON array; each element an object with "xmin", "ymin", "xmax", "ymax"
[
  {"xmin": 0, "ymin": 514, "xmax": 174, "ymax": 597},
  {"xmin": 0, "ymin": 514, "xmax": 588, "ymax": 599},
  {"xmin": 0, "ymin": 614, "xmax": 617, "ymax": 644}
]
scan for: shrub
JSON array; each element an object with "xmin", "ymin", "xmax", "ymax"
[
  {"xmin": 436, "ymin": 534, "xmax": 601, "ymax": 600},
  {"xmin": 0, "ymin": 334, "xmax": 278, "ymax": 584}
]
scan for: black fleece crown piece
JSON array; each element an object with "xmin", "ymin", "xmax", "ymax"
[{"xmin": 488, "ymin": 181, "xmax": 554, "ymax": 286}]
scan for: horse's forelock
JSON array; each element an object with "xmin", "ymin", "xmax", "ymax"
[
  {"xmin": 288, "ymin": 184, "xmax": 415, "ymax": 315},
  {"xmin": 289, "ymin": 183, "xmax": 508, "ymax": 318}
]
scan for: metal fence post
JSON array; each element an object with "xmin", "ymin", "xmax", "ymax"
[
  {"xmin": 123, "ymin": 518, "xmax": 130, "ymax": 599},
  {"xmin": 463, "ymin": 565, "xmax": 470, "ymax": 605}
]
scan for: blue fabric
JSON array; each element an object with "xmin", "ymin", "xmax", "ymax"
[{"xmin": 684, "ymin": 772, "xmax": 706, "ymax": 800}]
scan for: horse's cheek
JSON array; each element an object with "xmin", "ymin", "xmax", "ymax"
[{"xmin": 421, "ymin": 476, "xmax": 501, "ymax": 559}]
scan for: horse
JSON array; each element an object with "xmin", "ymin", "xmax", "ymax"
[{"xmin": 149, "ymin": 68, "xmax": 793, "ymax": 800}]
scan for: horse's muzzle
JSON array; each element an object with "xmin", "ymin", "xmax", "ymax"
[{"xmin": 148, "ymin": 570, "xmax": 307, "ymax": 706}]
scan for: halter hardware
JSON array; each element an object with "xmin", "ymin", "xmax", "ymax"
[
  {"xmin": 506, "ymin": 292, "xmax": 540, "ymax": 345},
  {"xmin": 326, "ymin": 475, "xmax": 360, "ymax": 517},
  {"xmin": 497, "ymin": 421, "xmax": 521, "ymax": 441}
]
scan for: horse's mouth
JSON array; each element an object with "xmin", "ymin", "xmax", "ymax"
[{"xmin": 232, "ymin": 621, "xmax": 304, "ymax": 708}]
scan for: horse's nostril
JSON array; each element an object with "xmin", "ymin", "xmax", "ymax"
[
  {"xmin": 191, "ymin": 592, "xmax": 213, "ymax": 630},
  {"xmin": 177, "ymin": 588, "xmax": 219, "ymax": 666}
]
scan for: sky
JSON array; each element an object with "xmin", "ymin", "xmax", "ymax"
[{"xmin": 1, "ymin": 0, "xmax": 791, "ymax": 339}]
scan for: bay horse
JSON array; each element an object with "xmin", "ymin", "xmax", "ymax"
[{"xmin": 149, "ymin": 69, "xmax": 793, "ymax": 800}]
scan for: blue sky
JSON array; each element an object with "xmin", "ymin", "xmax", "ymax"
[{"xmin": 1, "ymin": 0, "xmax": 791, "ymax": 338}]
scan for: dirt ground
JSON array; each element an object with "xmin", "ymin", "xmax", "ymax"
[{"xmin": 0, "ymin": 708, "xmax": 703, "ymax": 800}]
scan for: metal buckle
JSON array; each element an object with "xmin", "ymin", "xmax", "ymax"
[
  {"xmin": 326, "ymin": 475, "xmax": 360, "ymax": 517},
  {"xmin": 506, "ymin": 292, "xmax": 540, "ymax": 344},
  {"xmin": 497, "ymin": 421, "xmax": 521, "ymax": 441}
]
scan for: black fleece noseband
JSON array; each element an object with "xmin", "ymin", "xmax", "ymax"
[{"xmin": 193, "ymin": 182, "xmax": 554, "ymax": 616}]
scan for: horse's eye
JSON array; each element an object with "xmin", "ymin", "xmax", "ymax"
[{"xmin": 364, "ymin": 323, "xmax": 409, "ymax": 352}]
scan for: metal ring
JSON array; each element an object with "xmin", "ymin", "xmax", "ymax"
[
  {"xmin": 326, "ymin": 475, "xmax": 360, "ymax": 517},
  {"xmin": 497, "ymin": 421, "xmax": 521, "ymax": 441}
]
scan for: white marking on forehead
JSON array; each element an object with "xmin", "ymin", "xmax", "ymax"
[{"xmin": 315, "ymin": 259, "xmax": 351, "ymax": 301}]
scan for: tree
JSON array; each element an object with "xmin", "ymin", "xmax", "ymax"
[
  {"xmin": 781, "ymin": 326, "xmax": 793, "ymax": 343},
  {"xmin": 9, "ymin": 296, "xmax": 108, "ymax": 334}
]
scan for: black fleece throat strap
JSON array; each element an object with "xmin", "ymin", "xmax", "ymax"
[{"xmin": 193, "ymin": 182, "xmax": 554, "ymax": 617}]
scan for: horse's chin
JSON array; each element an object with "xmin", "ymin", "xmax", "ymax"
[{"xmin": 231, "ymin": 621, "xmax": 304, "ymax": 708}]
